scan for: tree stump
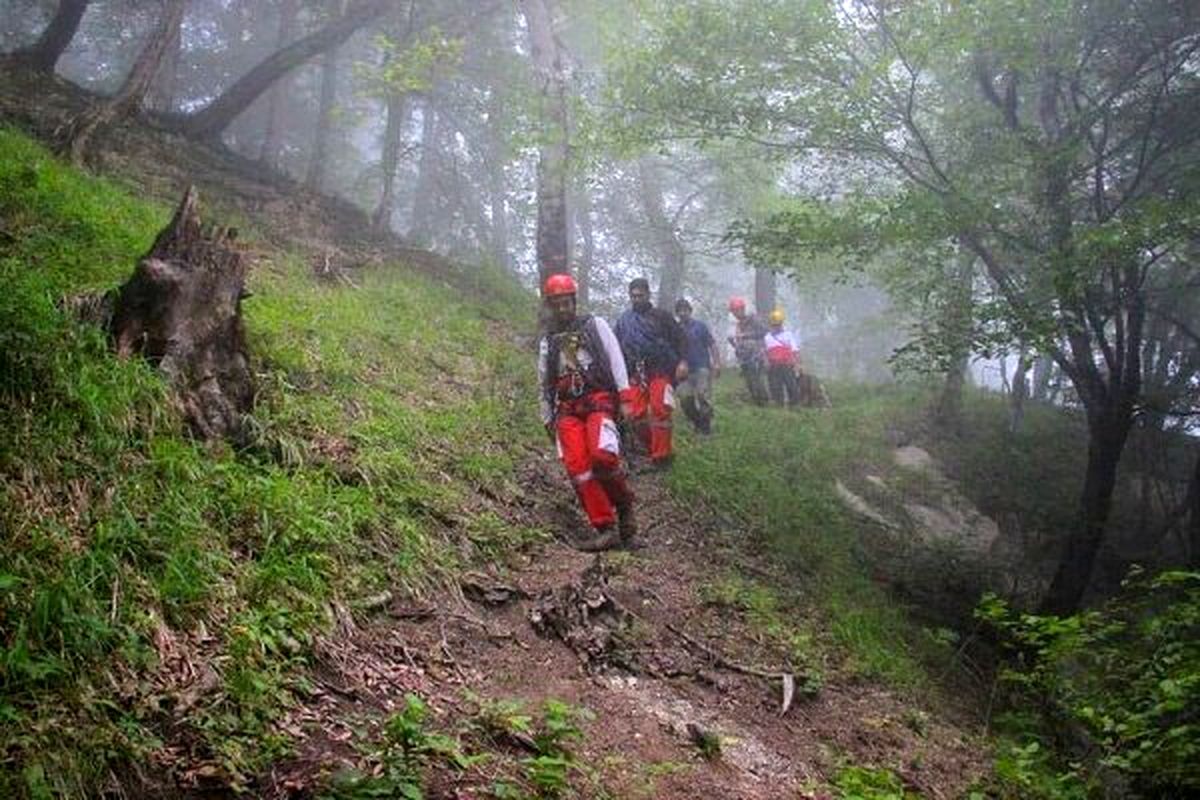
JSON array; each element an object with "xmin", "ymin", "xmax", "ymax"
[
  {"xmin": 795, "ymin": 370, "xmax": 831, "ymax": 408},
  {"xmin": 110, "ymin": 187, "xmax": 253, "ymax": 441}
]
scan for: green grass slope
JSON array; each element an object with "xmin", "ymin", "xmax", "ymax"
[
  {"xmin": 667, "ymin": 381, "xmax": 946, "ymax": 689},
  {"xmin": 0, "ymin": 127, "xmax": 541, "ymax": 795}
]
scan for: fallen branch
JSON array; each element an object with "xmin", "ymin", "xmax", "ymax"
[
  {"xmin": 665, "ymin": 622, "xmax": 799, "ymax": 716},
  {"xmin": 664, "ymin": 622, "xmax": 779, "ymax": 679}
]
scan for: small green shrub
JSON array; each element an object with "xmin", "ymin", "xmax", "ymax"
[
  {"xmin": 832, "ymin": 764, "xmax": 920, "ymax": 799},
  {"xmin": 326, "ymin": 694, "xmax": 481, "ymax": 800},
  {"xmin": 977, "ymin": 569, "xmax": 1200, "ymax": 797}
]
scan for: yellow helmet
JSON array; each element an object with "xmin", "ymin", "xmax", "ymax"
[{"xmin": 769, "ymin": 308, "xmax": 785, "ymax": 325}]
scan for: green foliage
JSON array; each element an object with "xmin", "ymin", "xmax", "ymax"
[
  {"xmin": 833, "ymin": 765, "xmax": 921, "ymax": 800},
  {"xmin": 476, "ymin": 697, "xmax": 593, "ymax": 800},
  {"xmin": 0, "ymin": 127, "xmax": 540, "ymax": 796},
  {"xmin": 986, "ymin": 739, "xmax": 1089, "ymax": 800},
  {"xmin": 977, "ymin": 570, "xmax": 1200, "ymax": 797},
  {"xmin": 358, "ymin": 28, "xmax": 464, "ymax": 98},
  {"xmin": 326, "ymin": 694, "xmax": 482, "ymax": 799},
  {"xmin": 605, "ymin": 0, "xmax": 1200, "ymax": 423}
]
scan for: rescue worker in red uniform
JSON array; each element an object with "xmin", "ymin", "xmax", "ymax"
[
  {"xmin": 538, "ymin": 274, "xmax": 639, "ymax": 550},
  {"xmin": 764, "ymin": 308, "xmax": 802, "ymax": 407},
  {"xmin": 614, "ymin": 278, "xmax": 688, "ymax": 468}
]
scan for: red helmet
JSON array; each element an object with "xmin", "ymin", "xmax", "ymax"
[
  {"xmin": 543, "ymin": 273, "xmax": 577, "ymax": 297},
  {"xmin": 728, "ymin": 296, "xmax": 746, "ymax": 313}
]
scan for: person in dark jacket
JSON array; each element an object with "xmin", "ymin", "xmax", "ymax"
[
  {"xmin": 614, "ymin": 277, "xmax": 688, "ymax": 467},
  {"xmin": 674, "ymin": 297, "xmax": 720, "ymax": 434}
]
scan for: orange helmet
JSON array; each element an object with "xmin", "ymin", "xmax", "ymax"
[
  {"xmin": 543, "ymin": 273, "xmax": 577, "ymax": 297},
  {"xmin": 728, "ymin": 296, "xmax": 746, "ymax": 313}
]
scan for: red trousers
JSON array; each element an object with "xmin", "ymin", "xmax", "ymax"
[
  {"xmin": 628, "ymin": 375, "xmax": 674, "ymax": 461},
  {"xmin": 555, "ymin": 395, "xmax": 632, "ymax": 529}
]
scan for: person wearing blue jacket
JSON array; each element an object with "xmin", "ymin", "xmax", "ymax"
[{"xmin": 614, "ymin": 278, "xmax": 688, "ymax": 467}]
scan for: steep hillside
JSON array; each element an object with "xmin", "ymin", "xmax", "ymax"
[{"xmin": 0, "ymin": 122, "xmax": 995, "ymax": 799}]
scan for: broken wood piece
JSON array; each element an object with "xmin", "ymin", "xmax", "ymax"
[
  {"xmin": 781, "ymin": 672, "xmax": 796, "ymax": 716},
  {"xmin": 108, "ymin": 187, "xmax": 253, "ymax": 442},
  {"xmin": 358, "ymin": 590, "xmax": 393, "ymax": 611},
  {"xmin": 460, "ymin": 572, "xmax": 527, "ymax": 606}
]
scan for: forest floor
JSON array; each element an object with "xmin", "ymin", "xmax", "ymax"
[{"xmin": 241, "ymin": 451, "xmax": 990, "ymax": 800}]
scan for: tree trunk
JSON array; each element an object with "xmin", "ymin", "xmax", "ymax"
[
  {"xmin": 258, "ymin": 0, "xmax": 300, "ymax": 167},
  {"xmin": 175, "ymin": 0, "xmax": 389, "ymax": 140},
  {"xmin": 1031, "ymin": 354, "xmax": 1054, "ymax": 401},
  {"xmin": 1188, "ymin": 444, "xmax": 1200, "ymax": 568},
  {"xmin": 147, "ymin": 11, "xmax": 183, "ymax": 113},
  {"xmin": 304, "ymin": 0, "xmax": 349, "ymax": 191},
  {"xmin": 934, "ymin": 354, "xmax": 968, "ymax": 428},
  {"xmin": 305, "ymin": 50, "xmax": 340, "ymax": 190},
  {"xmin": 574, "ymin": 191, "xmax": 593, "ymax": 307},
  {"xmin": 636, "ymin": 158, "xmax": 686, "ymax": 308},
  {"xmin": 754, "ymin": 268, "xmax": 776, "ymax": 316},
  {"xmin": 933, "ymin": 247, "xmax": 976, "ymax": 429},
  {"xmin": 60, "ymin": 0, "xmax": 188, "ymax": 165},
  {"xmin": 1009, "ymin": 348, "xmax": 1031, "ymax": 433},
  {"xmin": 1040, "ymin": 285, "xmax": 1144, "ymax": 613},
  {"xmin": 1040, "ymin": 412, "xmax": 1132, "ymax": 614},
  {"xmin": 4, "ymin": 0, "xmax": 90, "ymax": 73},
  {"xmin": 372, "ymin": 92, "xmax": 411, "ymax": 233},
  {"xmin": 408, "ymin": 100, "xmax": 440, "ymax": 244},
  {"xmin": 489, "ymin": 175, "xmax": 511, "ymax": 271},
  {"xmin": 521, "ymin": 0, "xmax": 570, "ymax": 288},
  {"xmin": 109, "ymin": 187, "xmax": 252, "ymax": 441},
  {"xmin": 483, "ymin": 89, "xmax": 512, "ymax": 272}
]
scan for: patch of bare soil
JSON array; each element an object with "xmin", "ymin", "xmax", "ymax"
[{"xmin": 249, "ymin": 453, "xmax": 989, "ymax": 800}]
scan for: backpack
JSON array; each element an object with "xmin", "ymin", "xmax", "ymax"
[{"xmin": 545, "ymin": 315, "xmax": 617, "ymax": 400}]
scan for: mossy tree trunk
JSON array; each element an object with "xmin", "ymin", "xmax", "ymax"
[{"xmin": 109, "ymin": 187, "xmax": 253, "ymax": 442}]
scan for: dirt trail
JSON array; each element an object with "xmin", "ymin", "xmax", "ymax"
[{"xmin": 260, "ymin": 451, "xmax": 989, "ymax": 799}]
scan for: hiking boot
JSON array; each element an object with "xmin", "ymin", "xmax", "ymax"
[
  {"xmin": 571, "ymin": 525, "xmax": 621, "ymax": 552},
  {"xmin": 617, "ymin": 503, "xmax": 641, "ymax": 549}
]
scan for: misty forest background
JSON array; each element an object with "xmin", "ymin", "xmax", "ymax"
[{"xmin": 1, "ymin": 0, "xmax": 1199, "ymax": 798}]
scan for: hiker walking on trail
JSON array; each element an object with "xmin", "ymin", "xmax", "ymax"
[
  {"xmin": 727, "ymin": 297, "xmax": 769, "ymax": 406},
  {"xmin": 538, "ymin": 274, "xmax": 639, "ymax": 551},
  {"xmin": 614, "ymin": 278, "xmax": 688, "ymax": 468},
  {"xmin": 764, "ymin": 308, "xmax": 802, "ymax": 408},
  {"xmin": 674, "ymin": 298, "xmax": 720, "ymax": 435}
]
